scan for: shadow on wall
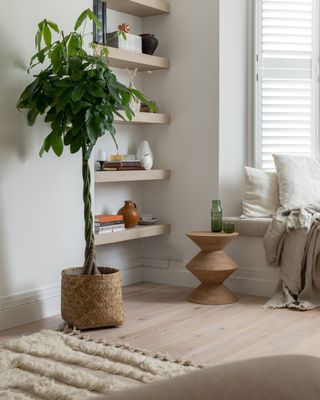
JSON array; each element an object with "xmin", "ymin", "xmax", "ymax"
[{"xmin": 0, "ymin": 26, "xmax": 40, "ymax": 314}]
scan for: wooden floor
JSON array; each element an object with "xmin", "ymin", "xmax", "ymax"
[{"xmin": 1, "ymin": 283, "xmax": 320, "ymax": 366}]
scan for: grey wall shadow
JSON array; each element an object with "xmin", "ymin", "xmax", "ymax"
[{"xmin": 0, "ymin": 26, "xmax": 42, "ymax": 322}]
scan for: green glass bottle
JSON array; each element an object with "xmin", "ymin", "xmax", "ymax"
[{"xmin": 211, "ymin": 200, "xmax": 222, "ymax": 232}]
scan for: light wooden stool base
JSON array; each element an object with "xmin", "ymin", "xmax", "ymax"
[
  {"xmin": 187, "ymin": 283, "xmax": 238, "ymax": 305},
  {"xmin": 186, "ymin": 232, "xmax": 239, "ymax": 305}
]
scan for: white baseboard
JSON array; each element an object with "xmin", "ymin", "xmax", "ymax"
[
  {"xmin": 141, "ymin": 264, "xmax": 279, "ymax": 298},
  {"xmin": 0, "ymin": 255, "xmax": 280, "ymax": 331},
  {"xmin": 0, "ymin": 264, "xmax": 143, "ymax": 331}
]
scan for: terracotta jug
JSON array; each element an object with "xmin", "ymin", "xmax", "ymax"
[{"xmin": 117, "ymin": 201, "xmax": 140, "ymax": 228}]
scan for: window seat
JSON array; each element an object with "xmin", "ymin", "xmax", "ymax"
[{"xmin": 223, "ymin": 217, "xmax": 271, "ymax": 237}]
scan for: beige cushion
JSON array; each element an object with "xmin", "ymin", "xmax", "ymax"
[
  {"xmin": 273, "ymin": 154, "xmax": 320, "ymax": 209},
  {"xmin": 224, "ymin": 217, "xmax": 271, "ymax": 237},
  {"xmin": 242, "ymin": 166, "xmax": 280, "ymax": 218},
  {"xmin": 101, "ymin": 355, "xmax": 320, "ymax": 400}
]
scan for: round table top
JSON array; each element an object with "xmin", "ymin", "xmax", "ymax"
[
  {"xmin": 186, "ymin": 231, "xmax": 239, "ymax": 238},
  {"xmin": 186, "ymin": 231, "xmax": 239, "ymax": 251}
]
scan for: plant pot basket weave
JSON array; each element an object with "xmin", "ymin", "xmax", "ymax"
[{"xmin": 61, "ymin": 267, "xmax": 124, "ymax": 330}]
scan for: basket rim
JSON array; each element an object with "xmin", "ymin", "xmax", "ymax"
[{"xmin": 61, "ymin": 266, "xmax": 120, "ymax": 280}]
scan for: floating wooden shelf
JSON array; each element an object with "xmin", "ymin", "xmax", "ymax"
[
  {"xmin": 96, "ymin": 46, "xmax": 170, "ymax": 71},
  {"xmin": 95, "ymin": 224, "xmax": 171, "ymax": 245},
  {"xmin": 106, "ymin": 0, "xmax": 170, "ymax": 17},
  {"xmin": 95, "ymin": 169, "xmax": 170, "ymax": 183},
  {"xmin": 114, "ymin": 112, "xmax": 170, "ymax": 125}
]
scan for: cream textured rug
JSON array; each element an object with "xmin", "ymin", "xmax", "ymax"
[{"xmin": 0, "ymin": 330, "xmax": 199, "ymax": 399}]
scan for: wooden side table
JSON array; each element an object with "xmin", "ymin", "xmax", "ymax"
[{"xmin": 185, "ymin": 231, "xmax": 239, "ymax": 305}]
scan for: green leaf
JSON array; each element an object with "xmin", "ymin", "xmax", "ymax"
[
  {"xmin": 51, "ymin": 134, "xmax": 64, "ymax": 156},
  {"xmin": 68, "ymin": 34, "xmax": 79, "ymax": 56},
  {"xmin": 43, "ymin": 23, "xmax": 52, "ymax": 47},
  {"xmin": 74, "ymin": 9, "xmax": 89, "ymax": 31},
  {"xmin": 71, "ymin": 85, "xmax": 83, "ymax": 102},
  {"xmin": 47, "ymin": 20, "xmax": 59, "ymax": 33},
  {"xmin": 39, "ymin": 134, "xmax": 52, "ymax": 157},
  {"xmin": 50, "ymin": 44, "xmax": 62, "ymax": 73},
  {"xmin": 70, "ymin": 134, "xmax": 83, "ymax": 154},
  {"xmin": 87, "ymin": 9, "xmax": 101, "ymax": 27},
  {"xmin": 130, "ymin": 88, "xmax": 157, "ymax": 112},
  {"xmin": 27, "ymin": 108, "xmax": 39, "ymax": 126},
  {"xmin": 85, "ymin": 108, "xmax": 99, "ymax": 144},
  {"xmin": 35, "ymin": 30, "xmax": 42, "ymax": 51}
]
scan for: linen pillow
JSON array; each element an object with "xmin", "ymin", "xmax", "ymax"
[
  {"xmin": 242, "ymin": 166, "xmax": 280, "ymax": 218},
  {"xmin": 273, "ymin": 154, "xmax": 320, "ymax": 209}
]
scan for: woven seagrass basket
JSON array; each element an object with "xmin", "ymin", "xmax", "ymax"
[{"xmin": 61, "ymin": 267, "xmax": 124, "ymax": 330}]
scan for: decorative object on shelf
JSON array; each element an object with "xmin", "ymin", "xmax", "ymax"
[
  {"xmin": 110, "ymin": 153, "xmax": 125, "ymax": 161},
  {"xmin": 118, "ymin": 200, "xmax": 140, "ymax": 228},
  {"xmin": 223, "ymin": 221, "xmax": 235, "ymax": 234},
  {"xmin": 140, "ymin": 102, "xmax": 156, "ymax": 113},
  {"xmin": 211, "ymin": 200, "xmax": 222, "ymax": 232},
  {"xmin": 140, "ymin": 33, "xmax": 159, "ymax": 55},
  {"xmin": 139, "ymin": 213, "xmax": 159, "ymax": 225},
  {"xmin": 101, "ymin": 160, "xmax": 144, "ymax": 171},
  {"xmin": 17, "ymin": 9, "xmax": 155, "ymax": 329},
  {"xmin": 95, "ymin": 214, "xmax": 125, "ymax": 234},
  {"xmin": 136, "ymin": 140, "xmax": 154, "ymax": 170},
  {"xmin": 126, "ymin": 68, "xmax": 141, "ymax": 113},
  {"xmin": 106, "ymin": 24, "xmax": 142, "ymax": 53},
  {"xmin": 93, "ymin": 0, "xmax": 107, "ymax": 44},
  {"xmin": 185, "ymin": 232, "xmax": 239, "ymax": 305},
  {"xmin": 118, "ymin": 23, "xmax": 130, "ymax": 33},
  {"xmin": 96, "ymin": 149, "xmax": 107, "ymax": 170}
]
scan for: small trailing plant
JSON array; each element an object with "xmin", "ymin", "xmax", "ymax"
[{"xmin": 17, "ymin": 9, "xmax": 155, "ymax": 275}]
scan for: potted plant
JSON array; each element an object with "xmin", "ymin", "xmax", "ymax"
[{"xmin": 17, "ymin": 9, "xmax": 155, "ymax": 329}]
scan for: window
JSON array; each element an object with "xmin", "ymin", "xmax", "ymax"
[{"xmin": 254, "ymin": 0, "xmax": 319, "ymax": 170}]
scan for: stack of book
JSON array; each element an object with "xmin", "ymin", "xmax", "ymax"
[
  {"xmin": 95, "ymin": 215, "xmax": 125, "ymax": 234},
  {"xmin": 102, "ymin": 160, "xmax": 144, "ymax": 171}
]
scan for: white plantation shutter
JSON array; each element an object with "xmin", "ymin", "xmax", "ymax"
[{"xmin": 255, "ymin": 0, "xmax": 319, "ymax": 170}]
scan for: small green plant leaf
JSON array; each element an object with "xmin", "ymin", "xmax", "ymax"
[
  {"xmin": 47, "ymin": 20, "xmax": 59, "ymax": 33},
  {"xmin": 43, "ymin": 23, "xmax": 52, "ymax": 47},
  {"xmin": 51, "ymin": 134, "xmax": 64, "ymax": 156}
]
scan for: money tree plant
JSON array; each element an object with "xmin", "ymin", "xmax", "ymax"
[{"xmin": 17, "ymin": 9, "xmax": 155, "ymax": 275}]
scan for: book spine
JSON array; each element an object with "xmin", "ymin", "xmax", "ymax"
[
  {"xmin": 95, "ymin": 215, "xmax": 123, "ymax": 223},
  {"xmin": 95, "ymin": 223, "xmax": 126, "ymax": 234}
]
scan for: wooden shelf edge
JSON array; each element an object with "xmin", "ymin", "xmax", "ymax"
[
  {"xmin": 95, "ymin": 224, "xmax": 171, "ymax": 245},
  {"xmin": 106, "ymin": 0, "xmax": 171, "ymax": 17},
  {"xmin": 95, "ymin": 169, "xmax": 171, "ymax": 183},
  {"xmin": 114, "ymin": 112, "xmax": 170, "ymax": 125},
  {"xmin": 95, "ymin": 46, "xmax": 170, "ymax": 71}
]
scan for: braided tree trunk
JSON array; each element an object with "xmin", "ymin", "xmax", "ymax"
[{"xmin": 82, "ymin": 147, "xmax": 99, "ymax": 275}]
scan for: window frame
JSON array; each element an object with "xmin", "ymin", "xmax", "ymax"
[{"xmin": 252, "ymin": 0, "xmax": 320, "ymax": 169}]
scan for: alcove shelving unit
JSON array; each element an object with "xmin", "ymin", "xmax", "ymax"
[
  {"xmin": 106, "ymin": 0, "xmax": 170, "ymax": 17},
  {"xmin": 95, "ymin": 0, "xmax": 171, "ymax": 245}
]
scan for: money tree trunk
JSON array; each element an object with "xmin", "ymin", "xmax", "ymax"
[{"xmin": 82, "ymin": 147, "xmax": 99, "ymax": 275}]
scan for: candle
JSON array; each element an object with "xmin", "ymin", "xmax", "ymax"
[
  {"xmin": 97, "ymin": 150, "xmax": 107, "ymax": 161},
  {"xmin": 223, "ymin": 221, "xmax": 235, "ymax": 234}
]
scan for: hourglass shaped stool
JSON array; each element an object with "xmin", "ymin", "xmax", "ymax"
[{"xmin": 185, "ymin": 231, "xmax": 239, "ymax": 305}]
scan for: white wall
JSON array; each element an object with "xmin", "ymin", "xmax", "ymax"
[
  {"xmin": 0, "ymin": 3, "xmax": 144, "ymax": 329},
  {"xmin": 0, "ymin": 0, "xmax": 272, "ymax": 330},
  {"xmin": 219, "ymin": 0, "xmax": 251, "ymax": 216},
  {"xmin": 141, "ymin": 0, "xmax": 220, "ymax": 266},
  {"xmin": 0, "ymin": 0, "xmax": 91, "ymax": 330}
]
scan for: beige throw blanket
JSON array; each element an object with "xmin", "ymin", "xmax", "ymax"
[{"xmin": 263, "ymin": 206, "xmax": 320, "ymax": 310}]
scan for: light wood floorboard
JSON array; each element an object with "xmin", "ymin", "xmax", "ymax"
[{"xmin": 1, "ymin": 283, "xmax": 320, "ymax": 366}]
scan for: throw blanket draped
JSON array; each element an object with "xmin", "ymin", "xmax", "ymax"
[{"xmin": 264, "ymin": 205, "xmax": 320, "ymax": 310}]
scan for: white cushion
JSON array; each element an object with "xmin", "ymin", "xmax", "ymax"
[
  {"xmin": 242, "ymin": 166, "xmax": 280, "ymax": 218},
  {"xmin": 273, "ymin": 154, "xmax": 320, "ymax": 209}
]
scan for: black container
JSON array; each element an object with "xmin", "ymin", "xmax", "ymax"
[
  {"xmin": 93, "ymin": 0, "xmax": 107, "ymax": 45},
  {"xmin": 140, "ymin": 34, "xmax": 159, "ymax": 55}
]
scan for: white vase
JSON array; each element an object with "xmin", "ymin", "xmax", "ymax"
[
  {"xmin": 129, "ymin": 83, "xmax": 141, "ymax": 113},
  {"xmin": 137, "ymin": 140, "xmax": 153, "ymax": 170}
]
